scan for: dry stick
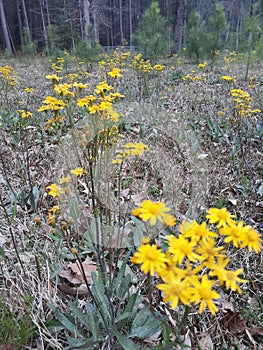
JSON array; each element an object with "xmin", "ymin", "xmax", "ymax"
[{"xmin": 0, "ymin": 193, "xmax": 26, "ymax": 275}]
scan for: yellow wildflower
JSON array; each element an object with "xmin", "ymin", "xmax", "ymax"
[
  {"xmin": 191, "ymin": 275, "xmax": 220, "ymax": 314},
  {"xmin": 70, "ymin": 167, "xmax": 85, "ymax": 177},
  {"xmin": 157, "ymin": 276, "xmax": 193, "ymax": 308},
  {"xmin": 131, "ymin": 243, "xmax": 168, "ymax": 276},
  {"xmin": 46, "ymin": 183, "xmax": 64, "ymax": 197},
  {"xmin": 206, "ymin": 207, "xmax": 236, "ymax": 228},
  {"xmin": 132, "ymin": 200, "xmax": 174, "ymax": 226}
]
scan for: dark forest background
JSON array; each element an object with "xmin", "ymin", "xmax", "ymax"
[{"xmin": 0, "ymin": 0, "xmax": 262, "ymax": 59}]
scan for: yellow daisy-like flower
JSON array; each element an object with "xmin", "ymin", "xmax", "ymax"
[
  {"xmin": 206, "ymin": 207, "xmax": 236, "ymax": 228},
  {"xmin": 48, "ymin": 205, "xmax": 60, "ymax": 214},
  {"xmin": 153, "ymin": 64, "xmax": 165, "ymax": 71},
  {"xmin": 219, "ymin": 220, "xmax": 250, "ymax": 248},
  {"xmin": 196, "ymin": 237, "xmax": 225, "ymax": 266},
  {"xmin": 210, "ymin": 263, "xmax": 247, "ymax": 294},
  {"xmin": 131, "ymin": 243, "xmax": 168, "ymax": 276},
  {"xmin": 191, "ymin": 275, "xmax": 220, "ymax": 315},
  {"xmin": 70, "ymin": 167, "xmax": 85, "ymax": 177},
  {"xmin": 46, "ymin": 183, "xmax": 64, "ymax": 198},
  {"xmin": 77, "ymin": 95, "xmax": 97, "ymax": 107},
  {"xmin": 132, "ymin": 200, "xmax": 174, "ymax": 226},
  {"xmin": 181, "ymin": 221, "xmax": 218, "ymax": 242},
  {"xmin": 239, "ymin": 227, "xmax": 262, "ymax": 253},
  {"xmin": 157, "ymin": 276, "xmax": 193, "ymax": 308},
  {"xmin": 24, "ymin": 87, "xmax": 34, "ymax": 93},
  {"xmin": 45, "ymin": 74, "xmax": 62, "ymax": 83},
  {"xmin": 166, "ymin": 235, "xmax": 200, "ymax": 264},
  {"xmin": 162, "ymin": 213, "xmax": 176, "ymax": 227},
  {"xmin": 107, "ymin": 68, "xmax": 122, "ymax": 78}
]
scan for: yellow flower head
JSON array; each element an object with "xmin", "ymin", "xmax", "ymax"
[
  {"xmin": 107, "ymin": 68, "xmax": 122, "ymax": 78},
  {"xmin": 239, "ymin": 227, "xmax": 262, "ymax": 253},
  {"xmin": 24, "ymin": 87, "xmax": 34, "ymax": 93},
  {"xmin": 191, "ymin": 275, "xmax": 220, "ymax": 315},
  {"xmin": 166, "ymin": 235, "xmax": 200, "ymax": 264},
  {"xmin": 157, "ymin": 276, "xmax": 193, "ymax": 309},
  {"xmin": 132, "ymin": 199, "xmax": 175, "ymax": 226},
  {"xmin": 46, "ymin": 183, "xmax": 64, "ymax": 198},
  {"xmin": 70, "ymin": 167, "xmax": 85, "ymax": 177},
  {"xmin": 206, "ymin": 207, "xmax": 236, "ymax": 228},
  {"xmin": 131, "ymin": 243, "xmax": 168, "ymax": 276}
]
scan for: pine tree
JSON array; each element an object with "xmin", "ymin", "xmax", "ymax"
[
  {"xmin": 184, "ymin": 9, "xmax": 207, "ymax": 62},
  {"xmin": 207, "ymin": 3, "xmax": 227, "ymax": 59},
  {"xmin": 134, "ymin": 1, "xmax": 171, "ymax": 64}
]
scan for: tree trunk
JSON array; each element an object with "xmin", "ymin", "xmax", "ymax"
[
  {"xmin": 21, "ymin": 0, "xmax": 31, "ymax": 39},
  {"xmin": 0, "ymin": 0, "xmax": 13, "ymax": 55},
  {"xmin": 128, "ymin": 0, "xmax": 132, "ymax": 46},
  {"xmin": 83, "ymin": 0, "xmax": 90, "ymax": 42},
  {"xmin": 16, "ymin": 0, "xmax": 23, "ymax": 45},
  {"xmin": 39, "ymin": 0, "xmax": 49, "ymax": 54},
  {"xmin": 119, "ymin": 0, "xmax": 123, "ymax": 45},
  {"xmin": 174, "ymin": 0, "xmax": 187, "ymax": 53}
]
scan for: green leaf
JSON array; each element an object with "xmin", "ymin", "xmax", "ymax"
[
  {"xmin": 116, "ymin": 289, "xmax": 139, "ymax": 326},
  {"xmin": 85, "ymin": 303, "xmax": 101, "ymax": 340},
  {"xmin": 0, "ymin": 247, "xmax": 5, "ymax": 259},
  {"xmin": 49, "ymin": 304, "xmax": 84, "ymax": 339},
  {"xmin": 69, "ymin": 301, "xmax": 94, "ymax": 333},
  {"xmin": 64, "ymin": 338, "xmax": 97, "ymax": 350},
  {"xmin": 129, "ymin": 307, "xmax": 162, "ymax": 339},
  {"xmin": 111, "ymin": 327, "xmax": 136, "ymax": 350},
  {"xmin": 91, "ymin": 272, "xmax": 112, "ymax": 321},
  {"xmin": 70, "ymin": 197, "xmax": 81, "ymax": 232}
]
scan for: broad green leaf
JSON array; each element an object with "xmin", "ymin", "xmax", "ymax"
[
  {"xmin": 111, "ymin": 327, "xmax": 136, "ymax": 350},
  {"xmin": 129, "ymin": 307, "xmax": 162, "ymax": 339},
  {"xmin": 49, "ymin": 304, "xmax": 84, "ymax": 338}
]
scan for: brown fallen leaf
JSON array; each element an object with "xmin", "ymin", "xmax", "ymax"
[
  {"xmin": 249, "ymin": 326, "xmax": 263, "ymax": 336},
  {"xmin": 57, "ymin": 259, "xmax": 98, "ymax": 296},
  {"xmin": 221, "ymin": 310, "xmax": 246, "ymax": 335}
]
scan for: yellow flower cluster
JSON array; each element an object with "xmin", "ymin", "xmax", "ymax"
[
  {"xmin": 198, "ymin": 61, "xmax": 208, "ymax": 70},
  {"xmin": 17, "ymin": 109, "xmax": 32, "ymax": 119},
  {"xmin": 231, "ymin": 89, "xmax": 261, "ymax": 117},
  {"xmin": 153, "ymin": 64, "xmax": 166, "ymax": 71},
  {"xmin": 131, "ymin": 206, "xmax": 261, "ymax": 315},
  {"xmin": 224, "ymin": 51, "xmax": 243, "ymax": 64},
  {"xmin": 107, "ymin": 67, "xmax": 123, "ymax": 78},
  {"xmin": 131, "ymin": 54, "xmax": 153, "ymax": 73},
  {"xmin": 0, "ymin": 65, "xmax": 19, "ymax": 86},
  {"xmin": 221, "ymin": 75, "xmax": 236, "ymax": 83},
  {"xmin": 112, "ymin": 142, "xmax": 149, "ymax": 164},
  {"xmin": 38, "ymin": 96, "xmax": 66, "ymax": 113}
]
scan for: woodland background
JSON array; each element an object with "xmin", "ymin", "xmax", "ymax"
[{"xmin": 0, "ymin": 0, "xmax": 263, "ymax": 60}]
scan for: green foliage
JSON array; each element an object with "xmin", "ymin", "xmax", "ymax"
[
  {"xmin": 184, "ymin": 10, "xmax": 207, "ymax": 62},
  {"xmin": 74, "ymin": 39, "xmax": 102, "ymax": 63},
  {"xmin": 240, "ymin": 2, "xmax": 262, "ymax": 53},
  {"xmin": 21, "ymin": 27, "xmax": 37, "ymax": 56},
  {"xmin": 49, "ymin": 251, "xmax": 163, "ymax": 349},
  {"xmin": 0, "ymin": 297, "xmax": 35, "ymax": 348},
  {"xmin": 207, "ymin": 3, "xmax": 227, "ymax": 58},
  {"xmin": 134, "ymin": 1, "xmax": 171, "ymax": 64}
]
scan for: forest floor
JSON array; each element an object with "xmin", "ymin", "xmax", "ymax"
[{"xmin": 0, "ymin": 50, "xmax": 262, "ymax": 349}]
